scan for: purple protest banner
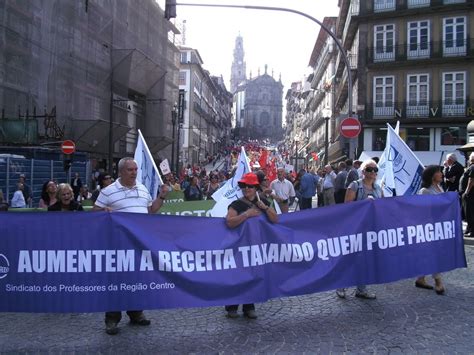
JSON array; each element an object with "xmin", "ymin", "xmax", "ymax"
[{"xmin": 0, "ymin": 193, "xmax": 465, "ymax": 312}]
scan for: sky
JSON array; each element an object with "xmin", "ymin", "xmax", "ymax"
[{"xmin": 158, "ymin": 0, "xmax": 339, "ymax": 93}]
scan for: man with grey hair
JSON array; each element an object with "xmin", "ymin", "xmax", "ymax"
[
  {"xmin": 93, "ymin": 157, "xmax": 169, "ymax": 335},
  {"xmin": 443, "ymin": 153, "xmax": 464, "ymax": 192},
  {"xmin": 322, "ymin": 165, "xmax": 336, "ymax": 206},
  {"xmin": 270, "ymin": 167, "xmax": 296, "ymax": 213}
]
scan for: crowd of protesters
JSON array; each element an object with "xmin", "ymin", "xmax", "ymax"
[{"xmin": 1, "ymin": 142, "xmax": 472, "ymax": 333}]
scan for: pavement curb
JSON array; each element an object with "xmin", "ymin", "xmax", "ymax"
[{"xmin": 464, "ymin": 237, "xmax": 474, "ymax": 246}]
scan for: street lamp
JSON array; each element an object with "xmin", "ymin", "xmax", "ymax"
[
  {"xmin": 171, "ymin": 103, "xmax": 178, "ymax": 173},
  {"xmin": 323, "ymin": 108, "xmax": 331, "ymax": 165},
  {"xmin": 294, "ymin": 136, "xmax": 299, "ymax": 172}
]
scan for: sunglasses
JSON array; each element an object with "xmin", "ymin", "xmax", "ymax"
[
  {"xmin": 365, "ymin": 167, "xmax": 379, "ymax": 173},
  {"xmin": 238, "ymin": 183, "xmax": 257, "ymax": 189},
  {"xmin": 104, "ymin": 176, "xmax": 112, "ymax": 179}
]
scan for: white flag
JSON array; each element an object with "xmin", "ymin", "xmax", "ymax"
[
  {"xmin": 134, "ymin": 129, "xmax": 163, "ymax": 199},
  {"xmin": 380, "ymin": 123, "xmax": 424, "ymax": 196},
  {"xmin": 377, "ymin": 121, "xmax": 399, "ymax": 197},
  {"xmin": 210, "ymin": 147, "xmax": 251, "ymax": 217},
  {"xmin": 159, "ymin": 159, "xmax": 171, "ymax": 176}
]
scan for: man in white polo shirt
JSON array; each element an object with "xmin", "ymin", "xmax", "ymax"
[
  {"xmin": 93, "ymin": 157, "xmax": 168, "ymax": 335},
  {"xmin": 269, "ymin": 167, "xmax": 296, "ymax": 213}
]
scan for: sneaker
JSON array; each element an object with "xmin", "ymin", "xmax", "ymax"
[
  {"xmin": 129, "ymin": 315, "xmax": 151, "ymax": 326},
  {"xmin": 243, "ymin": 310, "xmax": 257, "ymax": 319},
  {"xmin": 105, "ymin": 322, "xmax": 119, "ymax": 335},
  {"xmin": 355, "ymin": 290, "xmax": 376, "ymax": 300},
  {"xmin": 336, "ymin": 288, "xmax": 346, "ymax": 299},
  {"xmin": 226, "ymin": 310, "xmax": 239, "ymax": 318}
]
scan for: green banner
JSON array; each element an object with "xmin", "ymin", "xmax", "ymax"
[
  {"xmin": 163, "ymin": 190, "xmax": 185, "ymax": 203},
  {"xmin": 158, "ymin": 200, "xmax": 216, "ymax": 217}
]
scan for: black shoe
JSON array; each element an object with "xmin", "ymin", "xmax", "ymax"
[
  {"xmin": 226, "ymin": 310, "xmax": 239, "ymax": 318},
  {"xmin": 130, "ymin": 316, "xmax": 151, "ymax": 326},
  {"xmin": 415, "ymin": 281, "xmax": 434, "ymax": 290},
  {"xmin": 355, "ymin": 291, "xmax": 376, "ymax": 300},
  {"xmin": 105, "ymin": 322, "xmax": 119, "ymax": 335}
]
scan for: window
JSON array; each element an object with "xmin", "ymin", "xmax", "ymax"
[
  {"xmin": 374, "ymin": 0, "xmax": 395, "ymax": 12},
  {"xmin": 400, "ymin": 128, "xmax": 430, "ymax": 151},
  {"xmin": 442, "ymin": 72, "xmax": 465, "ymax": 116},
  {"xmin": 441, "ymin": 127, "xmax": 467, "ymax": 145},
  {"xmin": 443, "ymin": 17, "xmax": 466, "ymax": 56},
  {"xmin": 372, "ymin": 129, "xmax": 387, "ymax": 150},
  {"xmin": 407, "ymin": 0, "xmax": 430, "ymax": 8},
  {"xmin": 178, "ymin": 72, "xmax": 186, "ymax": 86},
  {"xmin": 373, "ymin": 76, "xmax": 394, "ymax": 117},
  {"xmin": 180, "ymin": 52, "xmax": 187, "ymax": 63},
  {"xmin": 407, "ymin": 21, "xmax": 430, "ymax": 59},
  {"xmin": 374, "ymin": 24, "xmax": 395, "ymax": 62},
  {"xmin": 407, "ymin": 74, "xmax": 429, "ymax": 117}
]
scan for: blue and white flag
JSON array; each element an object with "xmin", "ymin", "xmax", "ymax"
[
  {"xmin": 134, "ymin": 129, "xmax": 163, "ymax": 199},
  {"xmin": 210, "ymin": 146, "xmax": 251, "ymax": 217},
  {"xmin": 378, "ymin": 121, "xmax": 399, "ymax": 197},
  {"xmin": 381, "ymin": 123, "xmax": 424, "ymax": 196}
]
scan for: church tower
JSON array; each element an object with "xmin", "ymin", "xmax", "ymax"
[{"xmin": 230, "ymin": 34, "xmax": 246, "ymax": 94}]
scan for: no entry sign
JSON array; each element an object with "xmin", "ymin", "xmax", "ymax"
[
  {"xmin": 340, "ymin": 117, "xmax": 361, "ymax": 139},
  {"xmin": 61, "ymin": 140, "xmax": 76, "ymax": 155}
]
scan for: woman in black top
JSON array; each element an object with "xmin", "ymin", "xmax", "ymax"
[
  {"xmin": 225, "ymin": 172, "xmax": 278, "ymax": 319},
  {"xmin": 48, "ymin": 183, "xmax": 83, "ymax": 212}
]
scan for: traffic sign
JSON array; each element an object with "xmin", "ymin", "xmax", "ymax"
[
  {"xmin": 61, "ymin": 140, "xmax": 76, "ymax": 155},
  {"xmin": 340, "ymin": 117, "xmax": 362, "ymax": 139}
]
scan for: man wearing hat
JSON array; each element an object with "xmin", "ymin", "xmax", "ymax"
[{"xmin": 225, "ymin": 172, "xmax": 278, "ymax": 319}]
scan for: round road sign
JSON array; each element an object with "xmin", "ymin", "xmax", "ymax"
[
  {"xmin": 61, "ymin": 140, "xmax": 76, "ymax": 155},
  {"xmin": 340, "ymin": 117, "xmax": 361, "ymax": 139}
]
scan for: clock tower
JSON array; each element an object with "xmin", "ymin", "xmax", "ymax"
[{"xmin": 230, "ymin": 34, "xmax": 247, "ymax": 94}]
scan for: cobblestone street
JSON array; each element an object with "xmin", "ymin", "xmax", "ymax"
[{"xmin": 0, "ymin": 246, "xmax": 472, "ymax": 354}]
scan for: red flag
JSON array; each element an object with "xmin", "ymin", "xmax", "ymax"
[
  {"xmin": 310, "ymin": 152, "xmax": 318, "ymax": 161},
  {"xmin": 259, "ymin": 149, "xmax": 268, "ymax": 169},
  {"xmin": 267, "ymin": 158, "xmax": 277, "ymax": 183}
]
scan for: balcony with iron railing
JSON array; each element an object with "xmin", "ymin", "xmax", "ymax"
[
  {"xmin": 367, "ymin": 39, "xmax": 472, "ymax": 64},
  {"xmin": 363, "ymin": 0, "xmax": 467, "ymax": 15},
  {"xmin": 310, "ymin": 42, "xmax": 333, "ymax": 90},
  {"xmin": 341, "ymin": 0, "xmax": 360, "ymax": 48},
  {"xmin": 365, "ymin": 100, "xmax": 472, "ymax": 120},
  {"xmin": 334, "ymin": 53, "xmax": 358, "ymax": 107}
]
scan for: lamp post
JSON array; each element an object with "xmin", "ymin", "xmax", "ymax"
[
  {"xmin": 294, "ymin": 137, "xmax": 299, "ymax": 172},
  {"xmin": 171, "ymin": 103, "xmax": 178, "ymax": 173},
  {"xmin": 323, "ymin": 108, "xmax": 331, "ymax": 166}
]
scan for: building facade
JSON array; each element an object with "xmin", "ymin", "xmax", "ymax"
[
  {"xmin": 178, "ymin": 47, "xmax": 233, "ymax": 167},
  {"xmin": 242, "ymin": 66, "xmax": 284, "ymax": 142},
  {"xmin": 0, "ymin": 0, "xmax": 180, "ymax": 170},
  {"xmin": 335, "ymin": 0, "xmax": 473, "ymax": 164}
]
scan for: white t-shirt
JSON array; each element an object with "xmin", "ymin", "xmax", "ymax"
[
  {"xmin": 95, "ymin": 179, "xmax": 152, "ymax": 213},
  {"xmin": 270, "ymin": 178, "xmax": 296, "ymax": 200},
  {"xmin": 11, "ymin": 190, "xmax": 26, "ymax": 208}
]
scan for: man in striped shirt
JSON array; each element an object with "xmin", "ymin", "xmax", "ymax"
[{"xmin": 93, "ymin": 157, "xmax": 168, "ymax": 335}]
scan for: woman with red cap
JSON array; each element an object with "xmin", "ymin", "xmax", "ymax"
[{"xmin": 225, "ymin": 172, "xmax": 278, "ymax": 319}]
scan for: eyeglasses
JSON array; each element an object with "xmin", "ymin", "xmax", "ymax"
[
  {"xmin": 364, "ymin": 167, "xmax": 379, "ymax": 173},
  {"xmin": 238, "ymin": 183, "xmax": 257, "ymax": 189}
]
